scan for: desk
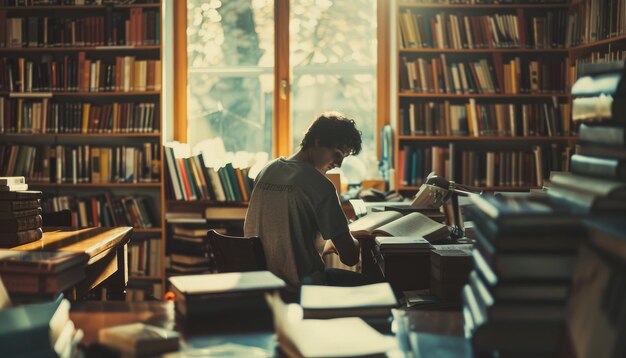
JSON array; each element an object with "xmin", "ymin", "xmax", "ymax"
[
  {"xmin": 11, "ymin": 226, "xmax": 133, "ymax": 300},
  {"xmin": 70, "ymin": 301, "xmax": 463, "ymax": 355}
]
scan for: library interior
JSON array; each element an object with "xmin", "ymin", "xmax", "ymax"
[{"xmin": 0, "ymin": 0, "xmax": 625, "ymax": 357}]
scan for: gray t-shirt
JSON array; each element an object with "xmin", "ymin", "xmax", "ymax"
[{"xmin": 244, "ymin": 158, "xmax": 349, "ymax": 286}]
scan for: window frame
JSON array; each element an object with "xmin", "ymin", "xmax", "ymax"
[{"xmin": 173, "ymin": 0, "xmax": 390, "ymax": 159}]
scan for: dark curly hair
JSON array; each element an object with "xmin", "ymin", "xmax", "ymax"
[{"xmin": 300, "ymin": 112, "xmax": 362, "ymax": 156}]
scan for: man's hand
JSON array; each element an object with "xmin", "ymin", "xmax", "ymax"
[{"xmin": 323, "ymin": 239, "xmax": 338, "ymax": 256}]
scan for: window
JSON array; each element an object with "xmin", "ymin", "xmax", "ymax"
[{"xmin": 179, "ymin": 0, "xmax": 387, "ymax": 183}]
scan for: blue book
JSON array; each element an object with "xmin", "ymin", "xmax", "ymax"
[{"xmin": 0, "ymin": 295, "xmax": 70, "ymax": 357}]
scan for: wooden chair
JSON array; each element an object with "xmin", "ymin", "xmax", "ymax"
[
  {"xmin": 207, "ymin": 229, "xmax": 267, "ymax": 273},
  {"xmin": 41, "ymin": 209, "xmax": 73, "ymax": 227}
]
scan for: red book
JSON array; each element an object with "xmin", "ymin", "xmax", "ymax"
[{"xmin": 177, "ymin": 158, "xmax": 192, "ymax": 200}]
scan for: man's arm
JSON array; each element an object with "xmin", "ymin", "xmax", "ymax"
[{"xmin": 323, "ymin": 231, "xmax": 360, "ymax": 266}]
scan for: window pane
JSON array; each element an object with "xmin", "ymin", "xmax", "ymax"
[
  {"xmin": 290, "ymin": 0, "xmax": 378, "ymax": 184},
  {"xmin": 187, "ymin": 0, "xmax": 274, "ymax": 159}
]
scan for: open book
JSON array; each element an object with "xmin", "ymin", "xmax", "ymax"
[{"xmin": 349, "ymin": 211, "xmax": 451, "ymax": 243}]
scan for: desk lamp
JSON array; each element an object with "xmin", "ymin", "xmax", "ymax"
[{"xmin": 411, "ymin": 172, "xmax": 483, "ymax": 239}]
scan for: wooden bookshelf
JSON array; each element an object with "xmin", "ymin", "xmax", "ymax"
[
  {"xmin": 0, "ymin": 0, "xmax": 165, "ymax": 301},
  {"xmin": 395, "ymin": 1, "xmax": 577, "ymax": 192}
]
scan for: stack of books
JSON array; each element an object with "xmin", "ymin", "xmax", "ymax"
[
  {"xmin": 547, "ymin": 61, "xmax": 626, "ymax": 213},
  {"xmin": 429, "ymin": 247, "xmax": 472, "ymax": 303},
  {"xmin": 0, "ymin": 177, "xmax": 43, "ymax": 247},
  {"xmin": 300, "ymin": 282, "xmax": 397, "ymax": 332},
  {"xmin": 167, "ymin": 224, "xmax": 212, "ymax": 275},
  {"xmin": 462, "ymin": 194, "xmax": 585, "ymax": 356},
  {"xmin": 168, "ymin": 270, "xmax": 285, "ymax": 317},
  {"xmin": 0, "ymin": 295, "xmax": 82, "ymax": 357}
]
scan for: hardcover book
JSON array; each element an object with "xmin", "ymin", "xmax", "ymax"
[
  {"xmin": 349, "ymin": 211, "xmax": 450, "ymax": 243},
  {"xmin": 99, "ymin": 323, "xmax": 180, "ymax": 356}
]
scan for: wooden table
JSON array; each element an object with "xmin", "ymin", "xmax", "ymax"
[{"xmin": 12, "ymin": 226, "xmax": 133, "ymax": 300}]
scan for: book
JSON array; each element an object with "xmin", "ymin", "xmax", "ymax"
[
  {"xmin": 579, "ymin": 123, "xmax": 626, "ymax": 147},
  {"xmin": 300, "ymin": 282, "xmax": 397, "ymax": 320},
  {"xmin": 98, "ymin": 323, "xmax": 180, "ymax": 356},
  {"xmin": 0, "ymin": 207, "xmax": 41, "ymax": 220},
  {"xmin": 0, "ymin": 183, "xmax": 28, "ymax": 192},
  {"xmin": 0, "ymin": 296, "xmax": 71, "ymax": 357},
  {"xmin": 472, "ymin": 247, "xmax": 575, "ymax": 283},
  {"xmin": 0, "ymin": 227, "xmax": 43, "ymax": 247},
  {"xmin": 0, "ymin": 176, "xmax": 25, "ymax": 186},
  {"xmin": 547, "ymin": 182, "xmax": 626, "ymax": 214},
  {"xmin": 472, "ymin": 217, "xmax": 583, "ymax": 252},
  {"xmin": 467, "ymin": 194, "xmax": 580, "ymax": 234},
  {"xmin": 0, "ymin": 190, "xmax": 42, "ymax": 200},
  {"xmin": 470, "ymin": 269, "xmax": 569, "ymax": 303},
  {"xmin": 0, "ymin": 199, "xmax": 41, "ymax": 212},
  {"xmin": 349, "ymin": 211, "xmax": 450, "ymax": 243},
  {"xmin": 374, "ymin": 236, "xmax": 432, "ymax": 253},
  {"xmin": 0, "ymin": 214, "xmax": 42, "ymax": 233},
  {"xmin": 204, "ymin": 206, "xmax": 247, "ymax": 220},
  {"xmin": 168, "ymin": 271, "xmax": 285, "ymax": 316},
  {"xmin": 266, "ymin": 292, "xmax": 396, "ymax": 358},
  {"xmin": 172, "ymin": 224, "xmax": 208, "ymax": 237},
  {"xmin": 570, "ymin": 153, "xmax": 626, "ymax": 181},
  {"xmin": 0, "ymin": 250, "xmax": 88, "ymax": 273}
]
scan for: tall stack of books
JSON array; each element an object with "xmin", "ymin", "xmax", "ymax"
[
  {"xmin": 0, "ymin": 177, "xmax": 43, "ymax": 247},
  {"xmin": 462, "ymin": 194, "xmax": 585, "ymax": 356},
  {"xmin": 547, "ymin": 61, "xmax": 626, "ymax": 213},
  {"xmin": 167, "ymin": 224, "xmax": 212, "ymax": 275}
]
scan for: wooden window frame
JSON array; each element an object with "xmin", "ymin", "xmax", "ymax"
[{"xmin": 173, "ymin": 0, "xmax": 390, "ymax": 158}]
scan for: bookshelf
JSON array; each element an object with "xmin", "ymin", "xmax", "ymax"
[
  {"xmin": 0, "ymin": 0, "xmax": 165, "ymax": 301},
  {"xmin": 395, "ymin": 1, "xmax": 577, "ymax": 193}
]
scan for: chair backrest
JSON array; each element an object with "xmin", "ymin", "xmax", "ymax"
[
  {"xmin": 207, "ymin": 229, "xmax": 267, "ymax": 273},
  {"xmin": 41, "ymin": 209, "xmax": 73, "ymax": 227}
]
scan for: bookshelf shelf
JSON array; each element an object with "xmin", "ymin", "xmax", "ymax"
[
  {"xmin": 398, "ymin": 93, "xmax": 570, "ymax": 99},
  {"xmin": 569, "ymin": 33, "xmax": 626, "ymax": 53},
  {"xmin": 397, "ymin": 3, "xmax": 570, "ymax": 10},
  {"xmin": 398, "ymin": 185, "xmax": 541, "ymax": 192},
  {"xmin": 1, "ymin": 133, "xmax": 161, "ymax": 137},
  {"xmin": 0, "ymin": 46, "xmax": 161, "ymax": 52},
  {"xmin": 2, "ymin": 91, "xmax": 160, "ymax": 97},
  {"xmin": 397, "ymin": 135, "xmax": 577, "ymax": 141},
  {"xmin": 29, "ymin": 182, "xmax": 162, "ymax": 188},
  {"xmin": 399, "ymin": 48, "xmax": 568, "ymax": 54},
  {"xmin": 3, "ymin": 4, "xmax": 160, "ymax": 11}
]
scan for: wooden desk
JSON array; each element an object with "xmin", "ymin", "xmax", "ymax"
[
  {"xmin": 70, "ymin": 301, "xmax": 462, "ymax": 355},
  {"xmin": 11, "ymin": 226, "xmax": 133, "ymax": 300}
]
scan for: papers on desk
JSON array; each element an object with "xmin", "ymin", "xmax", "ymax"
[
  {"xmin": 301, "ymin": 282, "xmax": 397, "ymax": 312},
  {"xmin": 266, "ymin": 292, "xmax": 397, "ymax": 357}
]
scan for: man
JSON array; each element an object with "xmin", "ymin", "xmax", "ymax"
[{"xmin": 244, "ymin": 112, "xmax": 375, "ymax": 287}]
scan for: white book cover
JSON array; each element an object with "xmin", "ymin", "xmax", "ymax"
[
  {"xmin": 300, "ymin": 282, "xmax": 397, "ymax": 310},
  {"xmin": 169, "ymin": 271, "xmax": 285, "ymax": 295}
]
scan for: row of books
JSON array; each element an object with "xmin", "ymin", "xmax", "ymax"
[
  {"xmin": 0, "ymin": 1, "xmax": 159, "ymax": 6},
  {"xmin": 463, "ymin": 194, "xmax": 582, "ymax": 355},
  {"xmin": 397, "ymin": 144, "xmax": 567, "ymax": 187},
  {"xmin": 0, "ymin": 98, "xmax": 159, "ymax": 134},
  {"xmin": 400, "ymin": 55, "xmax": 567, "ymax": 94},
  {"xmin": 399, "ymin": 99, "xmax": 572, "ymax": 137},
  {"xmin": 164, "ymin": 147, "xmax": 253, "ymax": 203},
  {"xmin": 0, "ymin": 7, "xmax": 160, "ymax": 48},
  {"xmin": 128, "ymin": 236, "xmax": 161, "ymax": 277},
  {"xmin": 399, "ymin": 10, "xmax": 569, "ymax": 49},
  {"xmin": 0, "ymin": 55, "xmax": 162, "ymax": 93},
  {"xmin": 44, "ymin": 192, "xmax": 155, "ymax": 228},
  {"xmin": 0, "ymin": 143, "xmax": 161, "ymax": 183},
  {"xmin": 567, "ymin": 0, "xmax": 626, "ymax": 46}
]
